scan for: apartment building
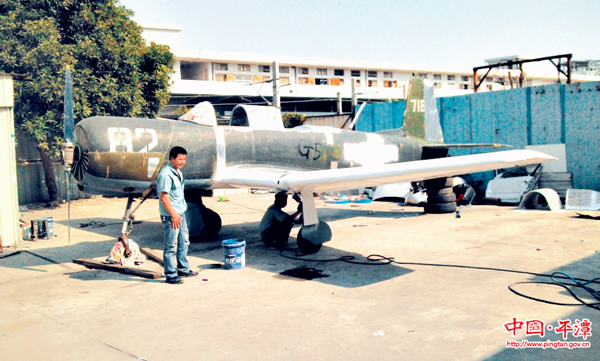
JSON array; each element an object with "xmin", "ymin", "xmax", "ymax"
[{"xmin": 141, "ymin": 24, "xmax": 600, "ymax": 116}]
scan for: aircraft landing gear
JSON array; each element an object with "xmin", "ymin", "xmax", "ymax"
[
  {"xmin": 184, "ymin": 190, "xmax": 222, "ymax": 242},
  {"xmin": 186, "ymin": 203, "xmax": 222, "ymax": 242},
  {"xmin": 297, "ymin": 220, "xmax": 332, "ymax": 254}
]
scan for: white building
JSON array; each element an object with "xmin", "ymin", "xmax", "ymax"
[{"xmin": 141, "ymin": 24, "xmax": 600, "ymax": 116}]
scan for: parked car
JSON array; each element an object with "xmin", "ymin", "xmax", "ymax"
[{"xmin": 484, "ymin": 165, "xmax": 542, "ymax": 204}]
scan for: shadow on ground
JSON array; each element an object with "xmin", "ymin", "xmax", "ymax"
[{"xmin": 3, "ymin": 206, "xmax": 422, "ymax": 288}]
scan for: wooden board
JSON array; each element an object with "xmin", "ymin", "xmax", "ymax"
[
  {"xmin": 140, "ymin": 247, "xmax": 164, "ymax": 265},
  {"xmin": 73, "ymin": 258, "xmax": 162, "ymax": 279}
]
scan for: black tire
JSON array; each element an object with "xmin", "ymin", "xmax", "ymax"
[
  {"xmin": 424, "ymin": 177, "xmax": 454, "ymax": 189},
  {"xmin": 428, "ymin": 192, "xmax": 457, "ymax": 204},
  {"xmin": 187, "ymin": 204, "xmax": 222, "ymax": 242},
  {"xmin": 424, "ymin": 202, "xmax": 457, "ymax": 214},
  {"xmin": 297, "ymin": 229, "xmax": 322, "ymax": 254}
]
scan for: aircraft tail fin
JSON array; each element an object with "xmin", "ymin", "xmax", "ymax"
[{"xmin": 402, "ymin": 77, "xmax": 444, "ymax": 143}]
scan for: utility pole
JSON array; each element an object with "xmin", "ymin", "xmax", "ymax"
[
  {"xmin": 351, "ymin": 79, "xmax": 358, "ymax": 109},
  {"xmin": 272, "ymin": 61, "xmax": 280, "ymax": 108},
  {"xmin": 337, "ymin": 92, "xmax": 342, "ymax": 114}
]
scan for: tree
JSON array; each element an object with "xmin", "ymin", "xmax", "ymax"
[
  {"xmin": 283, "ymin": 112, "xmax": 306, "ymax": 128},
  {"xmin": 0, "ymin": 0, "xmax": 174, "ymax": 203}
]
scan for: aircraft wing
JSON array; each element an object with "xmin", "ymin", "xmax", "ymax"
[{"xmin": 214, "ymin": 149, "xmax": 555, "ymax": 193}]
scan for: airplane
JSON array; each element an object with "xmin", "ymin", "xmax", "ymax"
[{"xmin": 61, "ymin": 76, "xmax": 555, "ymax": 254}]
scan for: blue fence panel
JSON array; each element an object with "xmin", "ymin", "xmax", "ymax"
[
  {"xmin": 355, "ymin": 101, "xmax": 405, "ymax": 132},
  {"xmin": 438, "ymin": 96, "xmax": 471, "ymax": 157},
  {"xmin": 494, "ymin": 88, "xmax": 529, "ymax": 149},
  {"xmin": 530, "ymin": 85, "xmax": 563, "ymax": 145},
  {"xmin": 564, "ymin": 82, "xmax": 600, "ymax": 190},
  {"xmin": 469, "ymin": 91, "xmax": 497, "ymax": 149}
]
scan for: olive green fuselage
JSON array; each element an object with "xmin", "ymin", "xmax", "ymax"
[{"xmin": 73, "ymin": 116, "xmax": 424, "ymax": 196}]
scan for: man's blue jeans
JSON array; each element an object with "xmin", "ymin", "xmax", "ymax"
[{"xmin": 161, "ymin": 214, "xmax": 190, "ymax": 278}]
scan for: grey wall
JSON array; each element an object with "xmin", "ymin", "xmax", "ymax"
[{"xmin": 16, "ymin": 129, "xmax": 85, "ymax": 205}]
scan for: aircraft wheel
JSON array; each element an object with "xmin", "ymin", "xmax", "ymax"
[
  {"xmin": 202, "ymin": 207, "xmax": 222, "ymax": 240},
  {"xmin": 297, "ymin": 229, "xmax": 323, "ymax": 254},
  {"xmin": 187, "ymin": 204, "xmax": 222, "ymax": 242}
]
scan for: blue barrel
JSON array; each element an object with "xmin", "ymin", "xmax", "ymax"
[{"xmin": 222, "ymin": 239, "xmax": 245, "ymax": 270}]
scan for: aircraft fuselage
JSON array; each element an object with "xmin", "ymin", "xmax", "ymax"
[{"xmin": 73, "ymin": 116, "xmax": 424, "ymax": 196}]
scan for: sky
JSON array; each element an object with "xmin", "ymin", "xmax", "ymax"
[{"xmin": 119, "ymin": 0, "xmax": 600, "ymax": 67}]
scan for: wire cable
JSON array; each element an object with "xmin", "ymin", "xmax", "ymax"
[{"xmin": 279, "ymin": 251, "xmax": 600, "ymax": 310}]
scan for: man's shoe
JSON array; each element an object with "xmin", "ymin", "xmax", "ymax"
[
  {"xmin": 178, "ymin": 270, "xmax": 199, "ymax": 277},
  {"xmin": 166, "ymin": 276, "xmax": 184, "ymax": 284},
  {"xmin": 269, "ymin": 240, "xmax": 288, "ymax": 250}
]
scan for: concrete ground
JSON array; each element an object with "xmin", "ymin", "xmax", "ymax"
[{"xmin": 1, "ymin": 193, "xmax": 599, "ymax": 361}]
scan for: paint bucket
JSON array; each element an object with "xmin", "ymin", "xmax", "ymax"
[
  {"xmin": 222, "ymin": 239, "xmax": 245, "ymax": 270},
  {"xmin": 34, "ymin": 217, "xmax": 54, "ymax": 239},
  {"xmin": 22, "ymin": 225, "xmax": 31, "ymax": 241}
]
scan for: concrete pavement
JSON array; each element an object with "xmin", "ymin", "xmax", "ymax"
[{"xmin": 1, "ymin": 194, "xmax": 599, "ymax": 360}]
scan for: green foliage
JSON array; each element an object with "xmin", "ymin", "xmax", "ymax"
[
  {"xmin": 283, "ymin": 112, "xmax": 306, "ymax": 128},
  {"xmin": 176, "ymin": 105, "xmax": 191, "ymax": 116},
  {"xmin": 0, "ymin": 0, "xmax": 175, "ymax": 157}
]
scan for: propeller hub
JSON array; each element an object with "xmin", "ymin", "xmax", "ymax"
[{"xmin": 62, "ymin": 141, "xmax": 75, "ymax": 171}]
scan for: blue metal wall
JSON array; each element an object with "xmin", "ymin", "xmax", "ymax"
[
  {"xmin": 355, "ymin": 82, "xmax": 600, "ymax": 190},
  {"xmin": 355, "ymin": 101, "xmax": 405, "ymax": 132}
]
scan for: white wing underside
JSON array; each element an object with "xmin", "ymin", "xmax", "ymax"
[{"xmin": 213, "ymin": 149, "xmax": 555, "ymax": 193}]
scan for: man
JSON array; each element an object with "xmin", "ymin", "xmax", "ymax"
[
  {"xmin": 259, "ymin": 191, "xmax": 302, "ymax": 249},
  {"xmin": 157, "ymin": 146, "xmax": 198, "ymax": 284}
]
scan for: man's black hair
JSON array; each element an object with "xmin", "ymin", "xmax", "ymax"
[
  {"xmin": 274, "ymin": 191, "xmax": 288, "ymax": 207},
  {"xmin": 169, "ymin": 146, "xmax": 187, "ymax": 160}
]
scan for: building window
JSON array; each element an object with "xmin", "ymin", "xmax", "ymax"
[
  {"xmin": 447, "ymin": 75, "xmax": 455, "ymax": 81},
  {"xmin": 351, "ymin": 70, "xmax": 361, "ymax": 77},
  {"xmin": 418, "ymin": 73, "xmax": 428, "ymax": 78},
  {"xmin": 236, "ymin": 74, "xmax": 252, "ymax": 83},
  {"xmin": 486, "ymin": 84, "xmax": 493, "ymax": 90},
  {"xmin": 258, "ymin": 65, "xmax": 270, "ymax": 73},
  {"xmin": 317, "ymin": 68, "xmax": 327, "ymax": 75},
  {"xmin": 330, "ymin": 78, "xmax": 344, "ymax": 86},
  {"xmin": 214, "ymin": 74, "xmax": 226, "ymax": 82},
  {"xmin": 434, "ymin": 82, "xmax": 441, "ymax": 89},
  {"xmin": 384, "ymin": 72, "xmax": 393, "ymax": 78},
  {"xmin": 461, "ymin": 84, "xmax": 470, "ymax": 90},
  {"xmin": 433, "ymin": 74, "xmax": 441, "ymax": 80},
  {"xmin": 300, "ymin": 67, "xmax": 309, "ymax": 75},
  {"xmin": 315, "ymin": 78, "xmax": 328, "ymax": 85},
  {"xmin": 334, "ymin": 69, "xmax": 344, "ymax": 76},
  {"xmin": 462, "ymin": 76, "xmax": 470, "ymax": 82},
  {"xmin": 298, "ymin": 77, "xmax": 315, "ymax": 85},
  {"xmin": 238, "ymin": 64, "xmax": 250, "ymax": 72},
  {"xmin": 279, "ymin": 66, "xmax": 290, "ymax": 74},
  {"xmin": 368, "ymin": 71, "xmax": 378, "ymax": 78},
  {"xmin": 355, "ymin": 80, "xmax": 361, "ymax": 87},
  {"xmin": 215, "ymin": 63, "xmax": 228, "ymax": 71},
  {"xmin": 280, "ymin": 77, "xmax": 290, "ymax": 84},
  {"xmin": 368, "ymin": 80, "xmax": 378, "ymax": 87},
  {"xmin": 383, "ymin": 80, "xmax": 397, "ymax": 88}
]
